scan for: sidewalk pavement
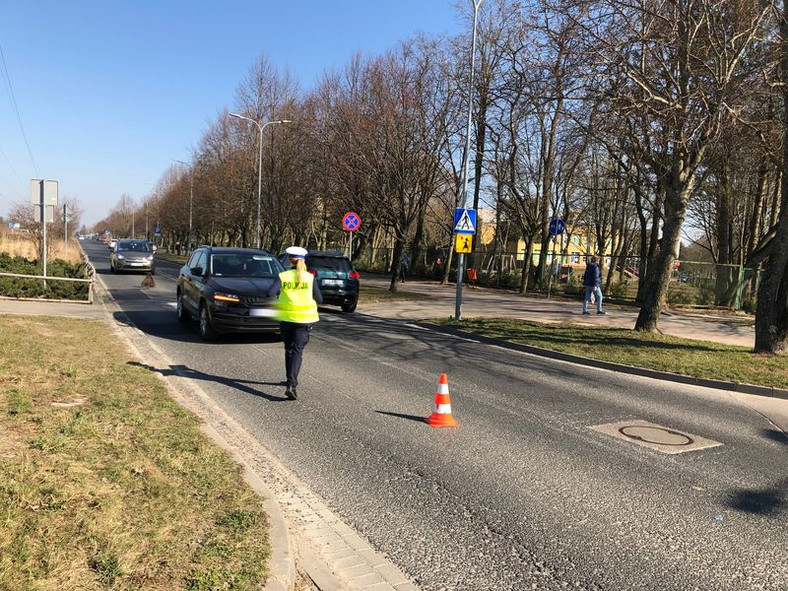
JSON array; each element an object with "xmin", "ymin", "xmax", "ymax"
[
  {"xmin": 0, "ymin": 296, "xmax": 106, "ymax": 320},
  {"xmin": 360, "ymin": 274, "xmax": 755, "ymax": 349}
]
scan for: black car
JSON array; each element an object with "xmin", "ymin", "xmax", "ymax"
[
  {"xmin": 279, "ymin": 250, "xmax": 359, "ymax": 313},
  {"xmin": 177, "ymin": 246, "xmax": 284, "ymax": 339}
]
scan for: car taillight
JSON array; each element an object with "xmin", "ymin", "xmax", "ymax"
[
  {"xmin": 349, "ymin": 271, "xmax": 360, "ymax": 280},
  {"xmin": 308, "ymin": 269, "xmax": 316, "ymax": 276}
]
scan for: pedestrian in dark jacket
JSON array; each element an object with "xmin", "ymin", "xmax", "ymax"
[{"xmin": 582, "ymin": 256, "xmax": 605, "ymax": 315}]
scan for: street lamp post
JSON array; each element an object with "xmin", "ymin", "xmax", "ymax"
[
  {"xmin": 229, "ymin": 113, "xmax": 292, "ymax": 248},
  {"xmin": 455, "ymin": 0, "xmax": 483, "ymax": 321},
  {"xmin": 174, "ymin": 160, "xmax": 194, "ymax": 250}
]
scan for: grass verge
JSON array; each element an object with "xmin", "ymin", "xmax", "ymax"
[
  {"xmin": 438, "ymin": 317, "xmax": 788, "ymax": 389},
  {"xmin": 155, "ymin": 252, "xmax": 189, "ymax": 265},
  {"xmin": 0, "ymin": 316, "xmax": 270, "ymax": 590}
]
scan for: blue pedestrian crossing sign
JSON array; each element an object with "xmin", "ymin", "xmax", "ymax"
[{"xmin": 454, "ymin": 208, "xmax": 476, "ymax": 235}]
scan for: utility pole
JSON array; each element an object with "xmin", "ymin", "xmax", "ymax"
[{"xmin": 63, "ymin": 204, "xmax": 67, "ymax": 255}]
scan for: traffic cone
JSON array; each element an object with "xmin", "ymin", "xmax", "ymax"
[{"xmin": 426, "ymin": 373, "xmax": 458, "ymax": 428}]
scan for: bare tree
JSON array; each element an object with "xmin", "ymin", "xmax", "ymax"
[
  {"xmin": 754, "ymin": 0, "xmax": 788, "ymax": 353},
  {"xmin": 574, "ymin": 0, "xmax": 774, "ymax": 331}
]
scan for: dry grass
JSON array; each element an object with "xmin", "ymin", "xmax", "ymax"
[
  {"xmin": 0, "ymin": 230, "xmax": 83, "ymax": 264},
  {"xmin": 0, "ymin": 316, "xmax": 270, "ymax": 590}
]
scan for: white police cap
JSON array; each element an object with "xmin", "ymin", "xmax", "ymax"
[{"xmin": 285, "ymin": 246, "xmax": 308, "ymax": 259}]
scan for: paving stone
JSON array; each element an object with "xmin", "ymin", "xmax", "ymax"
[
  {"xmin": 374, "ymin": 563, "xmax": 410, "ymax": 585},
  {"xmin": 348, "ymin": 571, "xmax": 386, "ymax": 588}
]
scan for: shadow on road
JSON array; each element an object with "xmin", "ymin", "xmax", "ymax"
[
  {"xmin": 726, "ymin": 478, "xmax": 787, "ymax": 516},
  {"xmin": 128, "ymin": 361, "xmax": 290, "ymax": 402},
  {"xmin": 375, "ymin": 410, "xmax": 428, "ymax": 424},
  {"xmin": 761, "ymin": 428, "xmax": 788, "ymax": 446},
  {"xmin": 114, "ymin": 310, "xmax": 282, "ymax": 345}
]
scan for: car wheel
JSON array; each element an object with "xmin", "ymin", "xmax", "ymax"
[
  {"xmin": 341, "ymin": 300, "xmax": 357, "ymax": 313},
  {"xmin": 199, "ymin": 304, "xmax": 218, "ymax": 340},
  {"xmin": 176, "ymin": 292, "xmax": 191, "ymax": 323}
]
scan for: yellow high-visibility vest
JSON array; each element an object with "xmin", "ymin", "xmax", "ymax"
[{"xmin": 276, "ymin": 269, "xmax": 319, "ymax": 324}]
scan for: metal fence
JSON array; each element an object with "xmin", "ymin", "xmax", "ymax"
[{"xmin": 341, "ymin": 246, "xmax": 757, "ymax": 311}]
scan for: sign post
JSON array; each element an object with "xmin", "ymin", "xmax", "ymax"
[
  {"xmin": 547, "ymin": 219, "xmax": 565, "ymax": 298},
  {"xmin": 453, "ymin": 208, "xmax": 477, "ymax": 319},
  {"xmin": 342, "ymin": 212, "xmax": 361, "ymax": 261},
  {"xmin": 30, "ymin": 179, "xmax": 58, "ymax": 283}
]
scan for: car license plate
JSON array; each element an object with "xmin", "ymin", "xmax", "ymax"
[
  {"xmin": 129, "ymin": 262, "xmax": 142, "ymax": 266},
  {"xmin": 322, "ymin": 279, "xmax": 342, "ymax": 286},
  {"xmin": 249, "ymin": 308, "xmax": 275, "ymax": 317}
]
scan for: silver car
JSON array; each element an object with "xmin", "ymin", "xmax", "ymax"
[{"xmin": 110, "ymin": 239, "xmax": 155, "ymax": 274}]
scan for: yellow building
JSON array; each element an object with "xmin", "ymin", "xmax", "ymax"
[{"xmin": 508, "ymin": 224, "xmax": 613, "ymax": 270}]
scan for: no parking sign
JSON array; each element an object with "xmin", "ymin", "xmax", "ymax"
[
  {"xmin": 342, "ymin": 212, "xmax": 361, "ymax": 232},
  {"xmin": 343, "ymin": 212, "xmax": 361, "ymax": 261}
]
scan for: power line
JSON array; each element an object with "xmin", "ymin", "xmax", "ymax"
[{"xmin": 0, "ymin": 43, "xmax": 39, "ymax": 177}]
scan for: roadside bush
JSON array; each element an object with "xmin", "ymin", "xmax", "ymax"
[
  {"xmin": 666, "ymin": 283, "xmax": 700, "ymax": 305},
  {"xmin": 478, "ymin": 270, "xmax": 521, "ymax": 289},
  {"xmin": 741, "ymin": 296, "xmax": 757, "ymax": 314},
  {"xmin": 0, "ymin": 252, "xmax": 36, "ymax": 274},
  {"xmin": 0, "ymin": 254, "xmax": 90, "ymax": 300},
  {"xmin": 564, "ymin": 273, "xmax": 583, "ymax": 296},
  {"xmin": 697, "ymin": 284, "xmax": 715, "ymax": 306},
  {"xmin": 609, "ymin": 280, "xmax": 630, "ymax": 300}
]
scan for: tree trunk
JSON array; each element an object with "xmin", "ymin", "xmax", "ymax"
[
  {"xmin": 635, "ymin": 175, "xmax": 692, "ymax": 332},
  {"xmin": 753, "ymin": 4, "xmax": 788, "ymax": 353},
  {"xmin": 520, "ymin": 238, "xmax": 535, "ymax": 295},
  {"xmin": 714, "ymin": 157, "xmax": 735, "ymax": 306},
  {"xmin": 411, "ymin": 203, "xmax": 427, "ymax": 272},
  {"xmin": 754, "ymin": 222, "xmax": 788, "ymax": 352}
]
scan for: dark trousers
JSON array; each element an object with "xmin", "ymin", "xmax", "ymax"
[{"xmin": 281, "ymin": 322, "xmax": 312, "ymax": 388}]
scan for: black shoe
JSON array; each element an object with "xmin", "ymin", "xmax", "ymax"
[
  {"xmin": 285, "ymin": 387, "xmax": 297, "ymax": 400},
  {"xmin": 597, "ymin": 311, "xmax": 607, "ymax": 315},
  {"xmin": 582, "ymin": 311, "xmax": 590, "ymax": 315}
]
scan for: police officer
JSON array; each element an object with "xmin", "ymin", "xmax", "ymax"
[{"xmin": 268, "ymin": 246, "xmax": 323, "ymax": 399}]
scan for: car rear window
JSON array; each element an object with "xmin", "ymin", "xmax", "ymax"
[
  {"xmin": 308, "ymin": 256, "xmax": 351, "ymax": 271},
  {"xmin": 211, "ymin": 254, "xmax": 281, "ymax": 278}
]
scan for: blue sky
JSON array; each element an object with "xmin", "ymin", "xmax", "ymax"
[{"xmin": 0, "ymin": 1, "xmax": 464, "ymax": 227}]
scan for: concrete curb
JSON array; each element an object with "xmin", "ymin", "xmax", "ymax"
[{"xmin": 417, "ymin": 321, "xmax": 788, "ymax": 401}]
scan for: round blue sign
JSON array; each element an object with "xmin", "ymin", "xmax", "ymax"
[
  {"xmin": 549, "ymin": 219, "xmax": 565, "ymax": 235},
  {"xmin": 342, "ymin": 212, "xmax": 361, "ymax": 232}
]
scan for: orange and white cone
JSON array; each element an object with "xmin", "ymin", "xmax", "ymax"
[{"xmin": 426, "ymin": 373, "xmax": 458, "ymax": 428}]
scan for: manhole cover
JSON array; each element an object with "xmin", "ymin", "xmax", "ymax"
[
  {"xmin": 589, "ymin": 420, "xmax": 723, "ymax": 454},
  {"xmin": 618, "ymin": 425, "xmax": 693, "ymax": 446}
]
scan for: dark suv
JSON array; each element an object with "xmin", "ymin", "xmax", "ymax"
[
  {"xmin": 279, "ymin": 250, "xmax": 359, "ymax": 313},
  {"xmin": 177, "ymin": 246, "xmax": 284, "ymax": 339}
]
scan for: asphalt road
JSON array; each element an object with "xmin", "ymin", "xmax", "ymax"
[{"xmin": 84, "ymin": 242, "xmax": 788, "ymax": 591}]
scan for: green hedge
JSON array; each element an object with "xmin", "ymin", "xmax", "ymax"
[{"xmin": 0, "ymin": 254, "xmax": 91, "ymax": 300}]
